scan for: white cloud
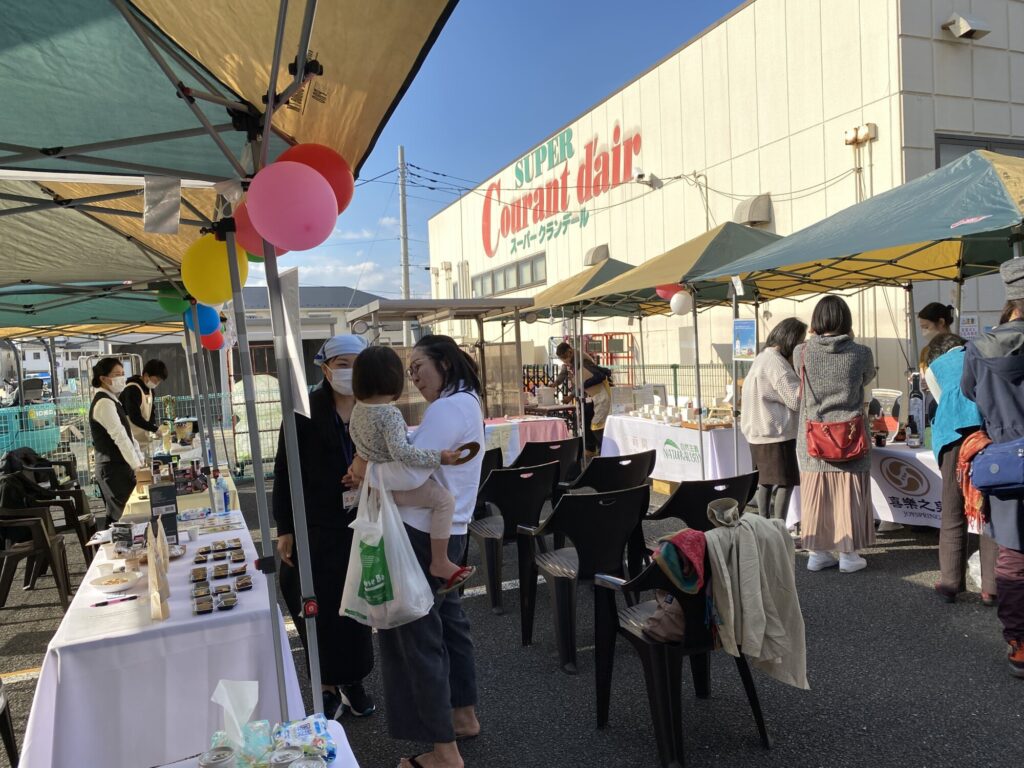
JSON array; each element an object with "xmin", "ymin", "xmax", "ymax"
[
  {"xmin": 378, "ymin": 216, "xmax": 399, "ymax": 229},
  {"xmin": 244, "ymin": 253, "xmax": 430, "ymax": 297}
]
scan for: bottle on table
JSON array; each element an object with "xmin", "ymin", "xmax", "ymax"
[{"xmin": 907, "ymin": 373, "xmax": 925, "ymax": 449}]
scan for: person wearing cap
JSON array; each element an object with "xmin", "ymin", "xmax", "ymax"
[
  {"xmin": 961, "ymin": 257, "xmax": 1024, "ymax": 678},
  {"xmin": 272, "ymin": 334, "xmax": 376, "ymax": 717}
]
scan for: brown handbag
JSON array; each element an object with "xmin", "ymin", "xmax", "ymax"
[{"xmin": 800, "ymin": 353, "xmax": 868, "ymax": 462}]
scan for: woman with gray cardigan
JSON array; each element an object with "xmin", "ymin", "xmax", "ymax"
[{"xmin": 796, "ymin": 295, "xmax": 877, "ymax": 573}]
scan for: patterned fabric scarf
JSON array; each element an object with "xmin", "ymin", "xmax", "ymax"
[{"xmin": 957, "ymin": 430, "xmax": 993, "ymax": 528}]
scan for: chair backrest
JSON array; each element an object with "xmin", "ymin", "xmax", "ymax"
[
  {"xmin": 512, "ymin": 437, "xmax": 582, "ymax": 483},
  {"xmin": 548, "ymin": 484, "xmax": 650, "ymax": 579},
  {"xmin": 619, "ymin": 557, "xmax": 714, "ymax": 648},
  {"xmin": 478, "ymin": 447, "xmax": 504, "ymax": 487},
  {"xmin": 571, "ymin": 450, "xmax": 656, "ymax": 494},
  {"xmin": 649, "ymin": 471, "xmax": 759, "ymax": 532},
  {"xmin": 479, "ymin": 461, "xmax": 560, "ymax": 539}
]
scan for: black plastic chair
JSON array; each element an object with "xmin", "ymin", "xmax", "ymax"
[
  {"xmin": 468, "ymin": 461, "xmax": 560, "ymax": 626},
  {"xmin": 519, "ymin": 484, "xmax": 650, "ymax": 674},
  {"xmin": 473, "ymin": 447, "xmax": 504, "ymax": 519},
  {"xmin": 0, "ymin": 509, "xmax": 72, "ymax": 611},
  {"xmin": 511, "ymin": 436, "xmax": 583, "ymax": 483},
  {"xmin": 0, "ymin": 678, "xmax": 16, "ymax": 767},
  {"xmin": 555, "ymin": 449, "xmax": 656, "ymax": 502},
  {"xmin": 595, "ymin": 560, "xmax": 770, "ymax": 768},
  {"xmin": 643, "ymin": 472, "xmax": 759, "ymax": 550}
]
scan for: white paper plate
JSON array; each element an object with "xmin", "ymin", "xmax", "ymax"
[{"xmin": 90, "ymin": 571, "xmax": 142, "ymax": 594}]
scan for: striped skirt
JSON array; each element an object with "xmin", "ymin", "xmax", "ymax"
[{"xmin": 800, "ymin": 470, "xmax": 876, "ymax": 553}]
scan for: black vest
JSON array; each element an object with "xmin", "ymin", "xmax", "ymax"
[{"xmin": 89, "ymin": 391, "xmax": 133, "ymax": 466}]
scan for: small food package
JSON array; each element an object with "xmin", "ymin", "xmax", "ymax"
[{"xmin": 272, "ymin": 714, "xmax": 336, "ymax": 762}]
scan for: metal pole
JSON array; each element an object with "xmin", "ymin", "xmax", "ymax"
[
  {"xmin": 498, "ymin": 320, "xmax": 507, "ymax": 414},
  {"xmin": 754, "ymin": 299, "xmax": 761, "ymax": 353},
  {"xmin": 691, "ymin": 301, "xmax": 706, "ymax": 479},
  {"xmin": 906, "ymin": 283, "xmax": 919, "ymax": 373},
  {"xmin": 575, "ymin": 311, "xmax": 587, "ymax": 464},
  {"xmin": 513, "ymin": 308, "xmax": 524, "ymax": 417},
  {"xmin": 637, "ymin": 315, "xmax": 646, "ymax": 385},
  {"xmin": 204, "ymin": 345, "xmax": 233, "ymax": 471},
  {"xmin": 476, "ymin": 316, "xmax": 489, "ymax": 417},
  {"xmin": 47, "ymin": 337, "xmax": 60, "ymax": 399},
  {"xmin": 731, "ymin": 293, "xmax": 740, "ymax": 472},
  {"xmin": 183, "ymin": 317, "xmax": 218, "ymax": 513},
  {"xmin": 226, "ymin": 228, "xmax": 288, "ymax": 723},
  {"xmin": 399, "ymin": 146, "xmax": 412, "ymax": 346},
  {"xmin": 953, "ymin": 279, "xmax": 963, "ymax": 335}
]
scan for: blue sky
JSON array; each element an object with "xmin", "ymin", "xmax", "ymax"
[{"xmin": 250, "ymin": 0, "xmax": 748, "ymax": 297}]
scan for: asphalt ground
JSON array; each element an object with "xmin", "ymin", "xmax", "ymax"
[{"xmin": 1, "ymin": 484, "xmax": 1021, "ymax": 768}]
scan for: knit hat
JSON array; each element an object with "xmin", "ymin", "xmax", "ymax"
[
  {"xmin": 313, "ymin": 334, "xmax": 367, "ymax": 364},
  {"xmin": 1000, "ymin": 258, "xmax": 1024, "ymax": 300}
]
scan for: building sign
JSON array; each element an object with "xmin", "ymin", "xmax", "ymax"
[
  {"xmin": 481, "ymin": 124, "xmax": 642, "ymax": 257},
  {"xmin": 959, "ymin": 314, "xmax": 978, "ymax": 340}
]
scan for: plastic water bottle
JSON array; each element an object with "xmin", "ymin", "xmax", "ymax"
[{"xmin": 216, "ymin": 475, "xmax": 230, "ymax": 514}]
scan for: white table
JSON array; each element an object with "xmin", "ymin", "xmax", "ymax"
[
  {"xmin": 159, "ymin": 720, "xmax": 358, "ymax": 767},
  {"xmin": 601, "ymin": 415, "xmax": 802, "ymax": 525},
  {"xmin": 20, "ymin": 512, "xmax": 316, "ymax": 768},
  {"xmin": 484, "ymin": 416, "xmax": 570, "ymax": 465}
]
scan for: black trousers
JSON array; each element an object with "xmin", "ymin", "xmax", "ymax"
[
  {"xmin": 95, "ymin": 461, "xmax": 135, "ymax": 523},
  {"xmin": 280, "ymin": 524, "xmax": 374, "ymax": 687}
]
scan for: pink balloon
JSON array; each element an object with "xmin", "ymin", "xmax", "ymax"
[
  {"xmin": 234, "ymin": 202, "xmax": 288, "ymax": 257},
  {"xmin": 246, "ymin": 161, "xmax": 338, "ymax": 251},
  {"xmin": 655, "ymin": 283, "xmax": 681, "ymax": 300}
]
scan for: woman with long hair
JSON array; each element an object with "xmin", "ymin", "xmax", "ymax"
[{"xmin": 740, "ymin": 317, "xmax": 807, "ymax": 520}]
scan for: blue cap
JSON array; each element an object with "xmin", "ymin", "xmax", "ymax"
[{"xmin": 313, "ymin": 334, "xmax": 368, "ymax": 364}]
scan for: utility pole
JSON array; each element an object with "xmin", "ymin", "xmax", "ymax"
[{"xmin": 398, "ymin": 145, "xmax": 412, "ymax": 346}]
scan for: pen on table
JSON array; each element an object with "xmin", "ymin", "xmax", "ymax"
[{"xmin": 91, "ymin": 595, "xmax": 139, "ymax": 608}]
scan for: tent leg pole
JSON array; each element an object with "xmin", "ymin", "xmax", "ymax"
[
  {"xmin": 905, "ymin": 283, "xmax": 919, "ymax": 374},
  {"xmin": 498, "ymin": 321, "xmax": 506, "ymax": 415},
  {"xmin": 692, "ymin": 302, "xmax": 706, "ymax": 480},
  {"xmin": 953, "ymin": 278, "xmax": 963, "ymax": 335},
  {"xmin": 732, "ymin": 293, "xmax": 739, "ymax": 474},
  {"xmin": 226, "ymin": 228, "xmax": 289, "ymax": 724},
  {"xmin": 637, "ymin": 315, "xmax": 646, "ymax": 385},
  {"xmin": 576, "ymin": 312, "xmax": 588, "ymax": 463},
  {"xmin": 48, "ymin": 337, "xmax": 60, "ymax": 399},
  {"xmin": 476, "ymin": 317, "xmax": 489, "ymax": 417},
  {"xmin": 513, "ymin": 309, "xmax": 524, "ymax": 416}
]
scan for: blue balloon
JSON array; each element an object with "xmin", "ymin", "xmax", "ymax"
[{"xmin": 183, "ymin": 304, "xmax": 219, "ymax": 335}]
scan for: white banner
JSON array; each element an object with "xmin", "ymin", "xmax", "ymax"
[{"xmin": 869, "ymin": 445, "xmax": 965, "ymax": 529}]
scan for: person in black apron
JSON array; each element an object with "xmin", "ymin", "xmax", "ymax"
[
  {"xmin": 89, "ymin": 358, "xmax": 143, "ymax": 525},
  {"xmin": 120, "ymin": 359, "xmax": 168, "ymax": 455}
]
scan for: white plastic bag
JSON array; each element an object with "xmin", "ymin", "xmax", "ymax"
[
  {"xmin": 967, "ymin": 550, "xmax": 982, "ymax": 589},
  {"xmin": 339, "ymin": 464, "xmax": 434, "ymax": 629}
]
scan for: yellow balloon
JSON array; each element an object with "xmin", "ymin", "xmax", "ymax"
[{"xmin": 181, "ymin": 234, "xmax": 249, "ymax": 305}]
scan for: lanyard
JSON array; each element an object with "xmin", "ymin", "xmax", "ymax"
[{"xmin": 334, "ymin": 411, "xmax": 354, "ymax": 469}]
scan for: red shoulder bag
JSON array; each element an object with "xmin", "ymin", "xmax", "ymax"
[{"xmin": 800, "ymin": 353, "xmax": 868, "ymax": 462}]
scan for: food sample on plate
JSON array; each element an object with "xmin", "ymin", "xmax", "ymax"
[
  {"xmin": 93, "ymin": 575, "xmax": 131, "ymax": 587},
  {"xmin": 235, "ymin": 575, "xmax": 253, "ymax": 591}
]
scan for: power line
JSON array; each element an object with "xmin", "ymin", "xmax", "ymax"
[{"xmin": 355, "ymin": 167, "xmax": 397, "ymax": 187}]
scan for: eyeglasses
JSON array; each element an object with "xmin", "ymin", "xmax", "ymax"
[{"xmin": 406, "ymin": 363, "xmax": 422, "ymax": 378}]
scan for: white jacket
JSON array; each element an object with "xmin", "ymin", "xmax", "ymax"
[{"xmin": 740, "ymin": 347, "xmax": 801, "ymax": 444}]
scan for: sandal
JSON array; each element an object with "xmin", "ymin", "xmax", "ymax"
[
  {"xmin": 437, "ymin": 565, "xmax": 476, "ymax": 595},
  {"xmin": 400, "ymin": 755, "xmax": 426, "ymax": 768}
]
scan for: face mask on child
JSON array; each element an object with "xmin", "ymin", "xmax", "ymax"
[{"xmin": 328, "ymin": 368, "xmax": 353, "ymax": 395}]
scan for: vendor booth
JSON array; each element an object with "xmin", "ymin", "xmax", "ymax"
[{"xmin": 1, "ymin": 1, "xmax": 458, "ymax": 765}]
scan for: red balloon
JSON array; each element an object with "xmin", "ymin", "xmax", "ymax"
[
  {"xmin": 655, "ymin": 283, "xmax": 682, "ymax": 300},
  {"xmin": 277, "ymin": 143, "xmax": 355, "ymax": 214},
  {"xmin": 234, "ymin": 202, "xmax": 288, "ymax": 257},
  {"xmin": 200, "ymin": 330, "xmax": 224, "ymax": 351}
]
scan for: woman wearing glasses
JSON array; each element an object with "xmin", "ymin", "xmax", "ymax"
[
  {"xmin": 272, "ymin": 334, "xmax": 376, "ymax": 720},
  {"xmin": 351, "ymin": 334, "xmax": 485, "ymax": 768}
]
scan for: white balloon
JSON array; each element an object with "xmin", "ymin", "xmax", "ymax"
[{"xmin": 669, "ymin": 290, "xmax": 693, "ymax": 315}]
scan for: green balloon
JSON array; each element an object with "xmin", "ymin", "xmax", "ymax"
[
  {"xmin": 246, "ymin": 253, "xmax": 265, "ymax": 264},
  {"xmin": 157, "ymin": 289, "xmax": 190, "ymax": 314}
]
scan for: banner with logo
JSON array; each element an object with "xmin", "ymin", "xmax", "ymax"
[{"xmin": 869, "ymin": 445, "xmax": 963, "ymax": 529}]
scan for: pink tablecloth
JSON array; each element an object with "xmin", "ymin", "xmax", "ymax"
[{"xmin": 483, "ymin": 417, "xmax": 570, "ymax": 464}]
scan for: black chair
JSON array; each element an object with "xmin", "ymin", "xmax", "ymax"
[
  {"xmin": 473, "ymin": 447, "xmax": 504, "ymax": 518},
  {"xmin": 0, "ymin": 508, "xmax": 72, "ymax": 611},
  {"xmin": 555, "ymin": 449, "xmax": 656, "ymax": 502},
  {"xmin": 468, "ymin": 462, "xmax": 560, "ymax": 626},
  {"xmin": 519, "ymin": 484, "xmax": 650, "ymax": 674},
  {"xmin": 0, "ymin": 678, "xmax": 17, "ymax": 767},
  {"xmin": 511, "ymin": 436, "xmax": 583, "ymax": 484},
  {"xmin": 594, "ymin": 560, "xmax": 770, "ymax": 768},
  {"xmin": 643, "ymin": 472, "xmax": 759, "ymax": 551}
]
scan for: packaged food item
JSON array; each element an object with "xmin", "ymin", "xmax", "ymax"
[
  {"xmin": 212, "ymin": 540, "xmax": 228, "ymax": 552},
  {"xmin": 272, "ymin": 714, "xmax": 336, "ymax": 762},
  {"xmin": 268, "ymin": 745, "xmax": 305, "ymax": 765},
  {"xmin": 235, "ymin": 575, "xmax": 253, "ymax": 592},
  {"xmin": 193, "ymin": 597, "xmax": 214, "ymax": 615},
  {"xmin": 227, "ymin": 538, "xmax": 242, "ymax": 550},
  {"xmin": 190, "ymin": 567, "xmax": 208, "ymax": 583},
  {"xmin": 213, "ymin": 564, "xmax": 230, "ymax": 579},
  {"xmin": 212, "ymin": 550, "xmax": 228, "ymax": 561},
  {"xmin": 230, "ymin": 564, "xmax": 247, "ymax": 577},
  {"xmin": 194, "ymin": 554, "xmax": 209, "ymax": 564},
  {"xmin": 215, "ymin": 594, "xmax": 237, "ymax": 610},
  {"xmin": 197, "ymin": 545, "xmax": 212, "ymax": 556},
  {"xmin": 192, "ymin": 584, "xmax": 211, "ymax": 599},
  {"xmin": 230, "ymin": 550, "xmax": 246, "ymax": 563}
]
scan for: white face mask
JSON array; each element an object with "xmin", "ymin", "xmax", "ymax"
[
  {"xmin": 328, "ymin": 368, "xmax": 353, "ymax": 396},
  {"xmin": 108, "ymin": 375, "xmax": 127, "ymax": 394},
  {"xmin": 145, "ymin": 378, "xmax": 159, "ymax": 391}
]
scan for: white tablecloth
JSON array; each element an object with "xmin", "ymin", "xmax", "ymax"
[
  {"xmin": 870, "ymin": 444, "xmax": 971, "ymax": 530},
  {"xmin": 159, "ymin": 720, "xmax": 358, "ymax": 767},
  {"xmin": 20, "ymin": 512, "xmax": 314, "ymax": 768},
  {"xmin": 601, "ymin": 415, "xmax": 802, "ymax": 525}
]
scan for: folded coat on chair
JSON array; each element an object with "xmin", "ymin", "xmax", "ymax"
[{"xmin": 705, "ymin": 512, "xmax": 809, "ymax": 690}]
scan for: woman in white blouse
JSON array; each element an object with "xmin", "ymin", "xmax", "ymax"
[{"xmin": 88, "ymin": 358, "xmax": 144, "ymax": 524}]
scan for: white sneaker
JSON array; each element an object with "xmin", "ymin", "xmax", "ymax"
[
  {"xmin": 807, "ymin": 551, "xmax": 839, "ymax": 571},
  {"xmin": 839, "ymin": 552, "xmax": 867, "ymax": 573},
  {"xmin": 877, "ymin": 521, "xmax": 903, "ymax": 532}
]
